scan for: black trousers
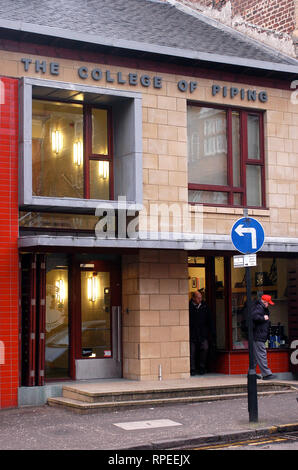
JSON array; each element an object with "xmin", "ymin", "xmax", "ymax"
[{"xmin": 190, "ymin": 339, "xmax": 208, "ymax": 373}]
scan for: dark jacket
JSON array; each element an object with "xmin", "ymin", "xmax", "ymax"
[
  {"xmin": 189, "ymin": 300, "xmax": 214, "ymax": 343},
  {"xmin": 251, "ymin": 300, "xmax": 271, "ymax": 342}
]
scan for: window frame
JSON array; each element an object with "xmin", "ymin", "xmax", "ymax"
[
  {"xmin": 32, "ymin": 99, "xmax": 114, "ymax": 201},
  {"xmin": 83, "ymin": 104, "xmax": 114, "ymax": 200},
  {"xmin": 187, "ymin": 102, "xmax": 266, "ymax": 209},
  {"xmin": 19, "ymin": 77, "xmax": 143, "ymax": 212}
]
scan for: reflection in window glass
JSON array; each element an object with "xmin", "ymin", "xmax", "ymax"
[
  {"xmin": 188, "ymin": 257, "xmax": 205, "ymax": 265},
  {"xmin": 45, "ymin": 254, "xmax": 69, "ymax": 379},
  {"xmin": 188, "ymin": 266, "xmax": 205, "ymax": 296},
  {"xmin": 246, "ymin": 165, "xmax": 262, "ymax": 207},
  {"xmin": 231, "ymin": 257, "xmax": 290, "ymax": 350},
  {"xmin": 233, "ymin": 193, "xmax": 242, "ymax": 206},
  {"xmin": 247, "ymin": 114, "xmax": 260, "ymax": 160},
  {"xmin": 232, "ymin": 111, "xmax": 240, "ymax": 187},
  {"xmin": 89, "ymin": 160, "xmax": 110, "ymax": 200},
  {"xmin": 187, "ymin": 106, "xmax": 227, "ymax": 186},
  {"xmin": 231, "ymin": 263, "xmax": 248, "ymax": 350},
  {"xmin": 215, "ymin": 257, "xmax": 226, "ymax": 350},
  {"xmin": 92, "ymin": 108, "xmax": 108, "ymax": 155},
  {"xmin": 188, "ymin": 190, "xmax": 228, "ymax": 205},
  {"xmin": 81, "ymin": 271, "xmax": 111, "ymax": 358},
  {"xmin": 19, "ymin": 211, "xmax": 99, "ymax": 230},
  {"xmin": 32, "ymin": 100, "xmax": 84, "ymax": 198}
]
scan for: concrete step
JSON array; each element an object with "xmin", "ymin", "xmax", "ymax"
[
  {"xmin": 61, "ymin": 382, "xmax": 294, "ymax": 403},
  {"xmin": 47, "ymin": 382, "xmax": 297, "ymax": 413}
]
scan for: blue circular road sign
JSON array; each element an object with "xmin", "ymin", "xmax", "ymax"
[{"xmin": 231, "ymin": 217, "xmax": 265, "ymax": 254}]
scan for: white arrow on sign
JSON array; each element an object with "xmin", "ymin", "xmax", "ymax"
[{"xmin": 235, "ymin": 224, "xmax": 257, "ymax": 249}]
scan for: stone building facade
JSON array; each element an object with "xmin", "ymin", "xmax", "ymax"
[{"xmin": 0, "ymin": 0, "xmax": 297, "ymax": 408}]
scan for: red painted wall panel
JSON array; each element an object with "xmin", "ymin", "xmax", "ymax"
[
  {"xmin": 0, "ymin": 77, "xmax": 19, "ymax": 409},
  {"xmin": 216, "ymin": 351, "xmax": 290, "ymax": 375}
]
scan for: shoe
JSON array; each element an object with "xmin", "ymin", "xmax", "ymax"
[
  {"xmin": 262, "ymin": 374, "xmax": 277, "ymax": 381},
  {"xmin": 256, "ymin": 374, "xmax": 262, "ymax": 379}
]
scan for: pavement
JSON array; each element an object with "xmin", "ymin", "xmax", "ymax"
[{"xmin": 1, "ymin": 374, "xmax": 298, "ymax": 451}]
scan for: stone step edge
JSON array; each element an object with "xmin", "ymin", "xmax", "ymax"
[
  {"xmin": 61, "ymin": 382, "xmax": 294, "ymax": 401},
  {"xmin": 48, "ymin": 389, "xmax": 296, "ymax": 411}
]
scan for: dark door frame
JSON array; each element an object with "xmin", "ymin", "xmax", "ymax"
[{"xmin": 69, "ymin": 256, "xmax": 122, "ymax": 380}]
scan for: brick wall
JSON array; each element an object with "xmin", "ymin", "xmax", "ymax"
[
  {"xmin": 0, "ymin": 77, "xmax": 19, "ymax": 409},
  {"xmin": 230, "ymin": 0, "xmax": 296, "ymax": 35},
  {"xmin": 178, "ymin": 0, "xmax": 297, "ymax": 35}
]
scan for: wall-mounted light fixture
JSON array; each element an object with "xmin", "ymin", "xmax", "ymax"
[
  {"xmin": 73, "ymin": 140, "xmax": 83, "ymax": 166},
  {"xmin": 55, "ymin": 279, "xmax": 65, "ymax": 305},
  {"xmin": 87, "ymin": 272, "xmax": 98, "ymax": 302},
  {"xmin": 52, "ymin": 130, "xmax": 63, "ymax": 154},
  {"xmin": 98, "ymin": 161, "xmax": 109, "ymax": 180}
]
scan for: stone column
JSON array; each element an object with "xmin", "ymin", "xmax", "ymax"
[{"xmin": 122, "ymin": 249, "xmax": 189, "ymax": 380}]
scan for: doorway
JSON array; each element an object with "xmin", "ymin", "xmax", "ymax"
[
  {"xmin": 20, "ymin": 253, "xmax": 122, "ymax": 386},
  {"xmin": 71, "ymin": 259, "xmax": 122, "ymax": 380}
]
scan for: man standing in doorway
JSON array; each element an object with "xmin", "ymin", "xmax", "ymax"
[
  {"xmin": 189, "ymin": 291, "xmax": 214, "ymax": 376},
  {"xmin": 251, "ymin": 294, "xmax": 277, "ymax": 380}
]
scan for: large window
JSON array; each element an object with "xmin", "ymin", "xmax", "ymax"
[
  {"xmin": 32, "ymin": 100, "xmax": 112, "ymax": 200},
  {"xmin": 187, "ymin": 104, "xmax": 265, "ymax": 207},
  {"xmin": 19, "ymin": 78, "xmax": 143, "ymax": 211},
  {"xmin": 188, "ymin": 255, "xmax": 295, "ymax": 353},
  {"xmin": 231, "ymin": 257, "xmax": 291, "ymax": 350}
]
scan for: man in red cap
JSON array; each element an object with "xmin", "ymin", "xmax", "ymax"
[{"xmin": 251, "ymin": 294, "xmax": 277, "ymax": 380}]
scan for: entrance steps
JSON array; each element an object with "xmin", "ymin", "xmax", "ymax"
[{"xmin": 47, "ymin": 379, "xmax": 297, "ymax": 413}]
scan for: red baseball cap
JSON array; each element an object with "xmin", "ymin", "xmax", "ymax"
[{"xmin": 261, "ymin": 294, "xmax": 274, "ymax": 305}]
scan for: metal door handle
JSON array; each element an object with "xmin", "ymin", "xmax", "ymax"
[
  {"xmin": 117, "ymin": 306, "xmax": 121, "ymax": 362},
  {"xmin": 112, "ymin": 306, "xmax": 121, "ymax": 362}
]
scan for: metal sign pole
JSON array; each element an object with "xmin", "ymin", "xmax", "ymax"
[
  {"xmin": 231, "ymin": 211, "xmax": 264, "ymax": 424},
  {"xmin": 245, "ymin": 265, "xmax": 258, "ymax": 422},
  {"xmin": 244, "ymin": 209, "xmax": 258, "ymax": 423}
]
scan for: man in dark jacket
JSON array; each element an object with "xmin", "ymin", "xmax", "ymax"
[
  {"xmin": 251, "ymin": 294, "xmax": 277, "ymax": 380},
  {"xmin": 189, "ymin": 291, "xmax": 214, "ymax": 375}
]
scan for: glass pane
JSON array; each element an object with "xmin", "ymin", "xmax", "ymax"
[
  {"xmin": 215, "ymin": 257, "xmax": 226, "ymax": 350},
  {"xmin": 188, "ymin": 266, "xmax": 205, "ymax": 295},
  {"xmin": 233, "ymin": 193, "xmax": 242, "ymax": 206},
  {"xmin": 247, "ymin": 114, "xmax": 260, "ymax": 160},
  {"xmin": 232, "ymin": 111, "xmax": 240, "ymax": 186},
  {"xmin": 32, "ymin": 100, "xmax": 84, "ymax": 198},
  {"xmin": 89, "ymin": 160, "xmax": 110, "ymax": 200},
  {"xmin": 188, "ymin": 257, "xmax": 205, "ymax": 265},
  {"xmin": 257, "ymin": 258, "xmax": 289, "ymax": 349},
  {"xmin": 231, "ymin": 262, "xmax": 248, "ymax": 350},
  {"xmin": 19, "ymin": 211, "xmax": 99, "ymax": 230},
  {"xmin": 231, "ymin": 257, "xmax": 291, "ymax": 350},
  {"xmin": 187, "ymin": 106, "xmax": 227, "ymax": 186},
  {"xmin": 188, "ymin": 190, "xmax": 228, "ymax": 205},
  {"xmin": 92, "ymin": 108, "xmax": 108, "ymax": 155},
  {"xmin": 45, "ymin": 254, "xmax": 69, "ymax": 379},
  {"xmin": 246, "ymin": 165, "xmax": 262, "ymax": 207},
  {"xmin": 81, "ymin": 271, "xmax": 111, "ymax": 358},
  {"xmin": 251, "ymin": 258, "xmax": 279, "ymax": 350}
]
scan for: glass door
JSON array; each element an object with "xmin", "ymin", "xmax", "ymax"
[
  {"xmin": 44, "ymin": 256, "xmax": 122, "ymax": 380},
  {"xmin": 74, "ymin": 259, "xmax": 122, "ymax": 379},
  {"xmin": 80, "ymin": 268, "xmax": 111, "ymax": 359},
  {"xmin": 45, "ymin": 254, "xmax": 69, "ymax": 380}
]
